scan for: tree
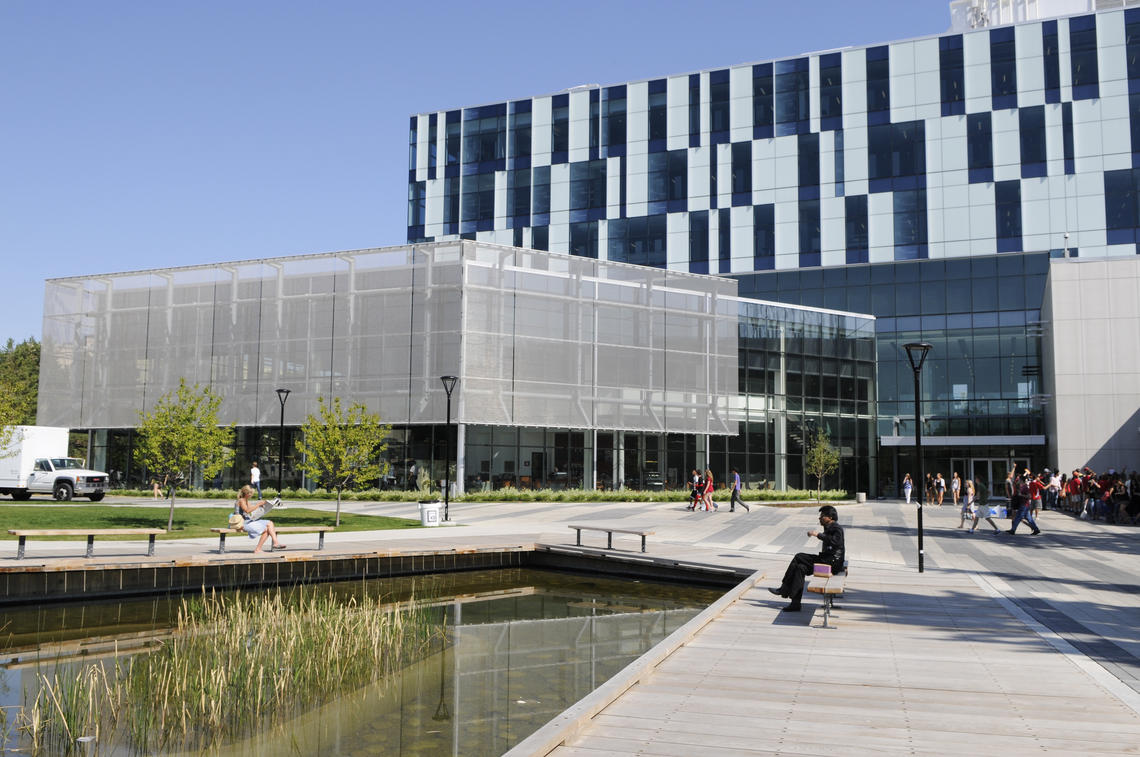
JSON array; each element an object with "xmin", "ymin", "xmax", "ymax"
[
  {"xmin": 0, "ymin": 389, "xmax": 20, "ymax": 459},
  {"xmin": 135, "ymin": 379, "xmax": 234, "ymax": 531},
  {"xmin": 0, "ymin": 338, "xmax": 40, "ymax": 425},
  {"xmin": 295, "ymin": 397, "xmax": 391, "ymax": 526},
  {"xmin": 805, "ymin": 428, "xmax": 840, "ymax": 502}
]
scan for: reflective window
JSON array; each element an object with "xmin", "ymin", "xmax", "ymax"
[
  {"xmin": 893, "ymin": 189, "xmax": 927, "ymax": 260},
  {"xmin": 648, "ymin": 80, "xmax": 667, "ymax": 145},
  {"xmin": 939, "ymin": 36, "xmax": 965, "ymax": 116},
  {"xmin": 1042, "ymin": 20, "xmax": 1060, "ymax": 102},
  {"xmin": 710, "ymin": 70, "xmax": 730, "ymax": 139},
  {"xmin": 967, "ymin": 113, "xmax": 993, "ymax": 183},
  {"xmin": 753, "ymin": 204, "xmax": 775, "ymax": 270},
  {"xmin": 732, "ymin": 141, "xmax": 751, "ymax": 200},
  {"xmin": 603, "ymin": 86, "xmax": 626, "ymax": 154},
  {"xmin": 551, "ymin": 94, "xmax": 569, "ymax": 157},
  {"xmin": 775, "ymin": 58, "xmax": 809, "ymax": 135},
  {"xmin": 508, "ymin": 168, "xmax": 530, "ymax": 222},
  {"xmin": 866, "ymin": 46, "xmax": 890, "ymax": 121},
  {"xmin": 570, "ymin": 160, "xmax": 606, "ymax": 212},
  {"xmin": 1069, "ymin": 15, "xmax": 1099, "ymax": 100},
  {"xmin": 1019, "ymin": 105, "xmax": 1046, "ymax": 178},
  {"xmin": 846, "ymin": 195, "xmax": 868, "ymax": 264},
  {"xmin": 819, "ymin": 53, "xmax": 842, "ymax": 129},
  {"xmin": 689, "ymin": 211, "xmax": 710, "ymax": 267},
  {"xmin": 509, "ymin": 101, "xmax": 531, "ymax": 159},
  {"xmin": 990, "ymin": 28, "xmax": 1017, "ymax": 110},
  {"xmin": 752, "ymin": 63, "xmax": 774, "ymax": 138},
  {"xmin": 531, "ymin": 166, "xmax": 550, "ymax": 217},
  {"xmin": 569, "ymin": 221, "xmax": 598, "ymax": 258},
  {"xmin": 463, "ymin": 104, "xmax": 507, "ymax": 164},
  {"xmin": 995, "ymin": 180, "xmax": 1022, "ymax": 252},
  {"xmin": 799, "ymin": 199, "xmax": 821, "ymax": 267},
  {"xmin": 798, "ymin": 133, "xmax": 819, "ymax": 189}
]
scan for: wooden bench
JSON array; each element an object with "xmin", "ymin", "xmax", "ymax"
[
  {"xmin": 9, "ymin": 528, "xmax": 166, "ymax": 560},
  {"xmin": 806, "ymin": 563, "xmax": 849, "ymax": 629},
  {"xmin": 568, "ymin": 525, "xmax": 654, "ymax": 553},
  {"xmin": 209, "ymin": 526, "xmax": 335, "ymax": 554}
]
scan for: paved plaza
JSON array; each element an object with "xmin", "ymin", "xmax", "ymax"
[{"xmin": 4, "ymin": 495, "xmax": 1140, "ymax": 754}]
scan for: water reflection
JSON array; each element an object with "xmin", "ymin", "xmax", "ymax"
[{"xmin": 0, "ymin": 569, "xmax": 721, "ymax": 755}]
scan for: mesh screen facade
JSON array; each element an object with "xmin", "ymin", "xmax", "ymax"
[{"xmin": 39, "ymin": 241, "xmax": 738, "ymax": 434}]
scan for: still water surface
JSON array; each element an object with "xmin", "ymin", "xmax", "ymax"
[{"xmin": 0, "ymin": 569, "xmax": 722, "ymax": 755}]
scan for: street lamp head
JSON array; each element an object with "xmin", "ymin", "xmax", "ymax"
[
  {"xmin": 440, "ymin": 375, "xmax": 458, "ymax": 397},
  {"xmin": 903, "ymin": 342, "xmax": 933, "ymax": 373},
  {"xmin": 275, "ymin": 388, "xmax": 291, "ymax": 405}
]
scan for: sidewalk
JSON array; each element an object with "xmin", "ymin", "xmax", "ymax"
[{"xmin": 4, "ymin": 495, "xmax": 1140, "ymax": 754}]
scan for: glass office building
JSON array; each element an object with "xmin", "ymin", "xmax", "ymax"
[
  {"xmin": 38, "ymin": 241, "xmax": 876, "ymax": 494},
  {"xmin": 410, "ymin": 4, "xmax": 1140, "ymax": 494}
]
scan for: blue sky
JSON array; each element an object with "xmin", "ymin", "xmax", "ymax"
[{"xmin": 0, "ymin": 1, "xmax": 948, "ymax": 345}]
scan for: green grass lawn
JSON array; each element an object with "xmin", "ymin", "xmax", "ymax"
[{"xmin": 0, "ymin": 506, "xmax": 421, "ymax": 540}]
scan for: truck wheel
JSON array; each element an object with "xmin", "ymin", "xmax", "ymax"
[
  {"xmin": 54, "ymin": 482, "xmax": 74, "ymax": 501},
  {"xmin": 10, "ymin": 489, "xmax": 31, "ymax": 501},
  {"xmin": 88, "ymin": 492, "xmax": 105, "ymax": 502}
]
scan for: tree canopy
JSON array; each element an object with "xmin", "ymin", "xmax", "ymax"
[
  {"xmin": 295, "ymin": 397, "xmax": 390, "ymax": 526},
  {"xmin": 135, "ymin": 379, "xmax": 234, "ymax": 530},
  {"xmin": 0, "ymin": 338, "xmax": 40, "ymax": 426}
]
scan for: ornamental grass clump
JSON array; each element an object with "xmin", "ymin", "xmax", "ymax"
[{"xmin": 18, "ymin": 588, "xmax": 441, "ymax": 754}]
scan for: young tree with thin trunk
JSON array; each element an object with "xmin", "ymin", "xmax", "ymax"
[
  {"xmin": 805, "ymin": 428, "xmax": 841, "ymax": 502},
  {"xmin": 295, "ymin": 397, "xmax": 391, "ymax": 526},
  {"xmin": 135, "ymin": 379, "xmax": 234, "ymax": 531}
]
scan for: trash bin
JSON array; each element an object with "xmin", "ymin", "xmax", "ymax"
[
  {"xmin": 855, "ymin": 492, "xmax": 866, "ymax": 503},
  {"xmin": 418, "ymin": 501, "xmax": 441, "ymax": 527}
]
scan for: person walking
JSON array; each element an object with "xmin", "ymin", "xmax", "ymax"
[
  {"xmin": 951, "ymin": 472, "xmax": 961, "ymax": 507},
  {"xmin": 250, "ymin": 461, "xmax": 262, "ymax": 498},
  {"xmin": 935, "ymin": 473, "xmax": 946, "ymax": 506},
  {"xmin": 902, "ymin": 473, "xmax": 913, "ymax": 504},
  {"xmin": 958, "ymin": 477, "xmax": 974, "ymax": 529},
  {"xmin": 703, "ymin": 468, "xmax": 716, "ymax": 511},
  {"xmin": 729, "ymin": 467, "xmax": 749, "ymax": 512},
  {"xmin": 686, "ymin": 468, "xmax": 701, "ymax": 510},
  {"xmin": 152, "ymin": 479, "xmax": 162, "ymax": 500},
  {"xmin": 972, "ymin": 477, "xmax": 1002, "ymax": 533},
  {"xmin": 1008, "ymin": 472, "xmax": 1042, "ymax": 535}
]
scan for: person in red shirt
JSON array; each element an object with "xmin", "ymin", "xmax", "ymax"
[
  {"xmin": 1028, "ymin": 472, "xmax": 1045, "ymax": 519},
  {"xmin": 1066, "ymin": 471, "xmax": 1083, "ymax": 513}
]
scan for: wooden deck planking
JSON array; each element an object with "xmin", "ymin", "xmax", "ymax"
[{"xmin": 548, "ymin": 572, "xmax": 1140, "ymax": 756}]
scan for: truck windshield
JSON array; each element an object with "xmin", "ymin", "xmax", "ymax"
[{"xmin": 50, "ymin": 458, "xmax": 86, "ymax": 470}]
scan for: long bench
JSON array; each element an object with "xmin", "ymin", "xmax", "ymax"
[
  {"xmin": 567, "ymin": 524, "xmax": 654, "ymax": 553},
  {"xmin": 209, "ymin": 526, "xmax": 335, "ymax": 554},
  {"xmin": 9, "ymin": 528, "xmax": 166, "ymax": 560},
  {"xmin": 806, "ymin": 563, "xmax": 848, "ymax": 629}
]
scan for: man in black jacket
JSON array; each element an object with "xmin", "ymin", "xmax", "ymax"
[{"xmin": 768, "ymin": 505, "xmax": 845, "ymax": 612}]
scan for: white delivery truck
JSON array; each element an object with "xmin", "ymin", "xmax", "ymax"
[{"xmin": 0, "ymin": 426, "xmax": 109, "ymax": 501}]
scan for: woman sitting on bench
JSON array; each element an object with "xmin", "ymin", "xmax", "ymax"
[{"xmin": 234, "ymin": 485, "xmax": 288, "ymax": 553}]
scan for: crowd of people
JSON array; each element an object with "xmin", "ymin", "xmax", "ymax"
[{"xmin": 903, "ymin": 464, "xmax": 1140, "ymax": 533}]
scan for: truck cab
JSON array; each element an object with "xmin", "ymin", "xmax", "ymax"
[{"xmin": 26, "ymin": 457, "xmax": 108, "ymax": 501}]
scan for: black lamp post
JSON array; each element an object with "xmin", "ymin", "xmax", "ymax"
[
  {"xmin": 904, "ymin": 342, "xmax": 932, "ymax": 573},
  {"xmin": 440, "ymin": 375, "xmax": 458, "ymax": 522},
  {"xmin": 275, "ymin": 388, "xmax": 291, "ymax": 495}
]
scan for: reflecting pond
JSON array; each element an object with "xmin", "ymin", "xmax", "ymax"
[{"xmin": 0, "ymin": 569, "xmax": 723, "ymax": 755}]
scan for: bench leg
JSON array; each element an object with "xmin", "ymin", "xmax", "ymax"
[
  {"xmin": 607, "ymin": 531, "xmax": 613, "ymax": 549},
  {"xmin": 86, "ymin": 535, "xmax": 95, "ymax": 559},
  {"xmin": 575, "ymin": 528, "xmax": 582, "ymax": 547},
  {"xmin": 17, "ymin": 535, "xmax": 25, "ymax": 560},
  {"xmin": 147, "ymin": 534, "xmax": 156, "ymax": 557},
  {"xmin": 218, "ymin": 533, "xmax": 226, "ymax": 554},
  {"xmin": 640, "ymin": 534, "xmax": 647, "ymax": 553},
  {"xmin": 318, "ymin": 531, "xmax": 325, "ymax": 550}
]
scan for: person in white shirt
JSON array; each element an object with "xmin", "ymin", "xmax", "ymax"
[{"xmin": 250, "ymin": 461, "xmax": 261, "ymax": 498}]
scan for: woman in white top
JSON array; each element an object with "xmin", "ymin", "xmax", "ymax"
[
  {"xmin": 902, "ymin": 473, "xmax": 913, "ymax": 504},
  {"xmin": 951, "ymin": 472, "xmax": 961, "ymax": 507},
  {"xmin": 235, "ymin": 485, "xmax": 287, "ymax": 553}
]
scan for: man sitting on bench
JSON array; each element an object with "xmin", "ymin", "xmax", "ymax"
[{"xmin": 768, "ymin": 505, "xmax": 845, "ymax": 613}]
